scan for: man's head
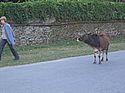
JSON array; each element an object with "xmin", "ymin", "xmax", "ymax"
[{"xmin": 0, "ymin": 16, "xmax": 7, "ymax": 24}]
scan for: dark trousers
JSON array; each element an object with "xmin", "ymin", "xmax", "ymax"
[{"xmin": 0, "ymin": 39, "xmax": 19, "ymax": 60}]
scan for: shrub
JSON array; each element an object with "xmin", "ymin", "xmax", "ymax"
[{"xmin": 0, "ymin": 1, "xmax": 125, "ymax": 24}]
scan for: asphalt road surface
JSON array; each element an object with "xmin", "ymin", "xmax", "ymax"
[{"xmin": 0, "ymin": 50, "xmax": 125, "ymax": 93}]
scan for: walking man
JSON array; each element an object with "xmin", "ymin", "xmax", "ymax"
[{"xmin": 0, "ymin": 16, "xmax": 19, "ymax": 61}]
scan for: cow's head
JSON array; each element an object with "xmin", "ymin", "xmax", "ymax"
[
  {"xmin": 77, "ymin": 31, "xmax": 98, "ymax": 45},
  {"xmin": 77, "ymin": 30, "xmax": 91, "ymax": 42}
]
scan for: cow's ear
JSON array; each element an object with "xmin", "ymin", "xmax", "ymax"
[
  {"xmin": 95, "ymin": 34, "xmax": 98, "ymax": 36},
  {"xmin": 88, "ymin": 32, "xmax": 91, "ymax": 35}
]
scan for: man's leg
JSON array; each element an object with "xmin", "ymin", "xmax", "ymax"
[
  {"xmin": 8, "ymin": 44, "xmax": 19, "ymax": 60},
  {"xmin": 0, "ymin": 39, "xmax": 7, "ymax": 60}
]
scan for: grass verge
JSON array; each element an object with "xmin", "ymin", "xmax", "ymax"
[{"xmin": 0, "ymin": 36, "xmax": 125, "ymax": 67}]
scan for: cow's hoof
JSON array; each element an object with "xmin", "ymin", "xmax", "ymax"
[
  {"xmin": 93, "ymin": 62, "xmax": 96, "ymax": 64},
  {"xmin": 106, "ymin": 59, "xmax": 108, "ymax": 61},
  {"xmin": 99, "ymin": 62, "xmax": 102, "ymax": 64}
]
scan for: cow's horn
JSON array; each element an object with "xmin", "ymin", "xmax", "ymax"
[{"xmin": 84, "ymin": 30, "xmax": 87, "ymax": 34}]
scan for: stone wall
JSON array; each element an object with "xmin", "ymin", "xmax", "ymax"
[{"xmin": 0, "ymin": 21, "xmax": 125, "ymax": 45}]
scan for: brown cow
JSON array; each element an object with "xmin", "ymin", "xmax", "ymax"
[{"xmin": 77, "ymin": 32, "xmax": 110, "ymax": 64}]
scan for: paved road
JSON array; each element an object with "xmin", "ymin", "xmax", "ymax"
[{"xmin": 0, "ymin": 50, "xmax": 125, "ymax": 93}]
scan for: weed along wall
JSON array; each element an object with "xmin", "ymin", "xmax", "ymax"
[{"xmin": 1, "ymin": 21, "xmax": 125, "ymax": 45}]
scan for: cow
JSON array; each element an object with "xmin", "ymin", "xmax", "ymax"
[{"xmin": 77, "ymin": 31, "xmax": 110, "ymax": 64}]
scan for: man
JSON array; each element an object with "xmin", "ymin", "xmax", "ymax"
[{"xmin": 0, "ymin": 16, "xmax": 19, "ymax": 61}]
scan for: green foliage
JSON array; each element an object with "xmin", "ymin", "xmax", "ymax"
[{"xmin": 0, "ymin": 1, "xmax": 125, "ymax": 23}]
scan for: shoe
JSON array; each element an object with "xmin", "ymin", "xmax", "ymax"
[{"xmin": 14, "ymin": 57, "xmax": 19, "ymax": 60}]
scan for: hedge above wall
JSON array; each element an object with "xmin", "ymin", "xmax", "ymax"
[{"xmin": 0, "ymin": 1, "xmax": 125, "ymax": 24}]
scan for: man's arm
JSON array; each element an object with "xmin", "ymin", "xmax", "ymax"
[{"xmin": 4, "ymin": 24, "xmax": 14, "ymax": 44}]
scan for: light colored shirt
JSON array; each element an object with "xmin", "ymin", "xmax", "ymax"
[{"xmin": 1, "ymin": 25, "xmax": 7, "ymax": 39}]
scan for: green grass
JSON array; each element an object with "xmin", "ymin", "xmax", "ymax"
[{"xmin": 0, "ymin": 36, "xmax": 125, "ymax": 67}]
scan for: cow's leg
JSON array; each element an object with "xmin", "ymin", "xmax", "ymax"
[
  {"xmin": 106, "ymin": 49, "xmax": 108, "ymax": 61},
  {"xmin": 93, "ymin": 52, "xmax": 96, "ymax": 64},
  {"xmin": 101, "ymin": 50, "xmax": 104, "ymax": 61},
  {"xmin": 98, "ymin": 51, "xmax": 101, "ymax": 64}
]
